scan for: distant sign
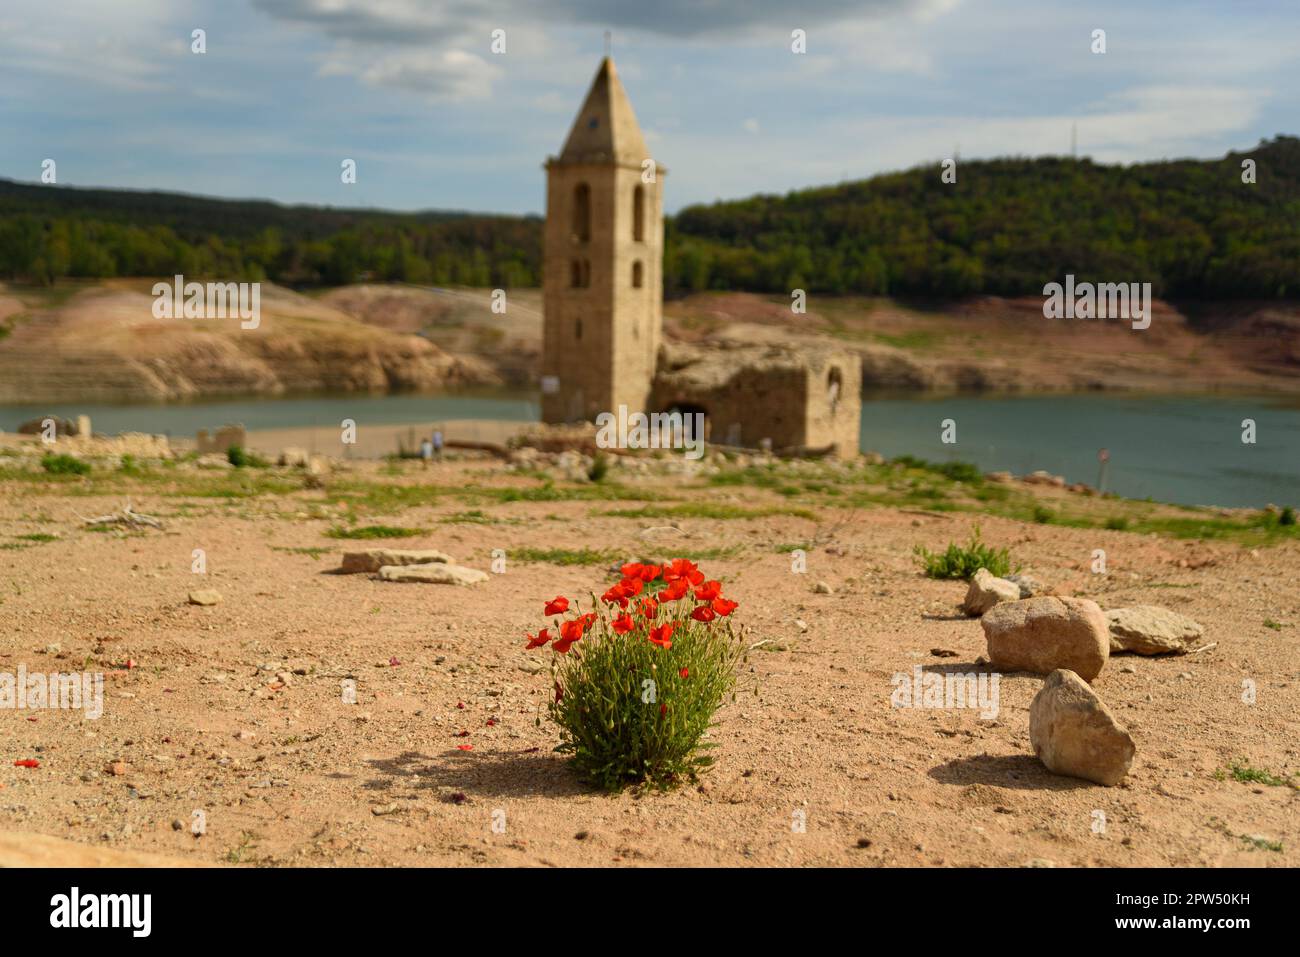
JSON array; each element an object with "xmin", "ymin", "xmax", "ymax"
[{"xmin": 1098, "ymin": 448, "xmax": 1110, "ymax": 463}]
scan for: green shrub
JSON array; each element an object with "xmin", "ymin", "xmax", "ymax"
[
  {"xmin": 1105, "ymin": 516, "xmax": 1129, "ymax": 531},
  {"xmin": 1032, "ymin": 505, "xmax": 1055, "ymax": 524},
  {"xmin": 41, "ymin": 453, "xmax": 90, "ymax": 476},
  {"xmin": 587, "ymin": 453, "xmax": 610, "ymax": 483},
  {"xmin": 225, "ymin": 445, "xmax": 267, "ymax": 468},
  {"xmin": 1280, "ymin": 506, "xmax": 1296, "ymax": 526},
  {"xmin": 533, "ymin": 560, "xmax": 746, "ymax": 791},
  {"xmin": 914, "ymin": 526, "xmax": 1014, "ymax": 580}
]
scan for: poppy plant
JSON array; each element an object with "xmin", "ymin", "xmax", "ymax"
[{"xmin": 529, "ymin": 559, "xmax": 746, "ymax": 790}]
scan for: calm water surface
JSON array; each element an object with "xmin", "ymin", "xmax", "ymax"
[{"xmin": 3, "ymin": 392, "xmax": 1296, "ymax": 509}]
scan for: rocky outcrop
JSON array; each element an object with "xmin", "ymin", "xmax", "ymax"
[
  {"xmin": 1029, "ymin": 669, "xmax": 1136, "ymax": 786},
  {"xmin": 1107, "ymin": 605, "xmax": 1205, "ymax": 655},
  {"xmin": 981, "ymin": 596, "xmax": 1110, "ymax": 681},
  {"xmin": 0, "ymin": 283, "xmax": 500, "ymax": 404}
]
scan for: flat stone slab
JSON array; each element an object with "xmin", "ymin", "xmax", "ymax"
[
  {"xmin": 1107, "ymin": 605, "xmax": 1204, "ymax": 655},
  {"xmin": 376, "ymin": 563, "xmax": 488, "ymax": 585},
  {"xmin": 340, "ymin": 549, "xmax": 454, "ymax": 573}
]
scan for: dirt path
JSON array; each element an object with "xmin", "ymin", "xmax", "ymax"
[{"xmin": 1, "ymin": 455, "xmax": 1296, "ymax": 867}]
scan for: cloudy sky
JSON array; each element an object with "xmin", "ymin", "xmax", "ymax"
[{"xmin": 0, "ymin": 0, "xmax": 1295, "ymax": 214}]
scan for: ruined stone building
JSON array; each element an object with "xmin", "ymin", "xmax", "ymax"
[{"xmin": 540, "ymin": 57, "xmax": 861, "ymax": 456}]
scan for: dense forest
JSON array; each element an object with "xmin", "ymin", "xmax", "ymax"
[{"xmin": 1, "ymin": 136, "xmax": 1296, "ymax": 299}]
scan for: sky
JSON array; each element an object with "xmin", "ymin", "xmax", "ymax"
[{"xmin": 0, "ymin": 0, "xmax": 1296, "ymax": 215}]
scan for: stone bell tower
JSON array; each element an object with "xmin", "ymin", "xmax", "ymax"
[{"xmin": 540, "ymin": 57, "xmax": 664, "ymax": 424}]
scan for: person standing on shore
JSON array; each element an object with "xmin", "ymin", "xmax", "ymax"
[
  {"xmin": 432, "ymin": 429, "xmax": 444, "ymax": 460},
  {"xmin": 420, "ymin": 436, "xmax": 433, "ymax": 469}
]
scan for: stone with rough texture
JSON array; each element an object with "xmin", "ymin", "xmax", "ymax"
[
  {"xmin": 1006, "ymin": 573, "xmax": 1050, "ymax": 599},
  {"xmin": 981, "ymin": 596, "xmax": 1109, "ymax": 681},
  {"xmin": 1106, "ymin": 605, "xmax": 1204, "ymax": 655},
  {"xmin": 340, "ymin": 549, "xmax": 454, "ymax": 574},
  {"xmin": 187, "ymin": 589, "xmax": 221, "ymax": 606},
  {"xmin": 377, "ymin": 563, "xmax": 487, "ymax": 585},
  {"xmin": 1029, "ymin": 669, "xmax": 1135, "ymax": 785},
  {"xmin": 962, "ymin": 568, "xmax": 1021, "ymax": 616}
]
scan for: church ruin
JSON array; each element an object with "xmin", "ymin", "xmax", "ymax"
[{"xmin": 539, "ymin": 57, "xmax": 862, "ymax": 457}]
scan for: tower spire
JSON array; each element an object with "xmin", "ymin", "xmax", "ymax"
[{"xmin": 556, "ymin": 55, "xmax": 649, "ymax": 166}]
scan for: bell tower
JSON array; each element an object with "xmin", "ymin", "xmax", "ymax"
[{"xmin": 540, "ymin": 57, "xmax": 664, "ymax": 424}]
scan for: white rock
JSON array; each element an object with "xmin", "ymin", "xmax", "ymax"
[
  {"xmin": 377, "ymin": 563, "xmax": 488, "ymax": 585},
  {"xmin": 339, "ymin": 549, "xmax": 454, "ymax": 573},
  {"xmin": 1106, "ymin": 605, "xmax": 1204, "ymax": 655}
]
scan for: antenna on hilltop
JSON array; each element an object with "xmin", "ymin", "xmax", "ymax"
[
  {"xmin": 1071, "ymin": 122, "xmax": 1078, "ymax": 159},
  {"xmin": 604, "ymin": 30, "xmax": 612, "ymax": 57}
]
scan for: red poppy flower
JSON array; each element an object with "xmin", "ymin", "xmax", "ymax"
[
  {"xmin": 691, "ymin": 604, "xmax": 716, "ymax": 623},
  {"xmin": 601, "ymin": 584, "xmax": 630, "ymax": 608},
  {"xmin": 619, "ymin": 577, "xmax": 644, "ymax": 597},
  {"xmin": 660, "ymin": 703, "xmax": 667, "ymax": 716},
  {"xmin": 524, "ymin": 628, "xmax": 551, "ymax": 649},
  {"xmin": 663, "ymin": 558, "xmax": 704, "ymax": 586},
  {"xmin": 579, "ymin": 612, "xmax": 597, "ymax": 631},
  {"xmin": 456, "ymin": 744, "xmax": 473, "ymax": 751},
  {"xmin": 553, "ymin": 619, "xmax": 584, "ymax": 653},
  {"xmin": 638, "ymin": 597, "xmax": 659, "ymax": 619},
  {"xmin": 647, "ymin": 622, "xmax": 675, "ymax": 649},
  {"xmin": 13, "ymin": 759, "xmax": 39, "ymax": 769},
  {"xmin": 657, "ymin": 578, "xmax": 689, "ymax": 602},
  {"xmin": 711, "ymin": 597, "xmax": 739, "ymax": 616},
  {"xmin": 621, "ymin": 562, "xmax": 661, "ymax": 582},
  {"xmin": 694, "ymin": 579, "xmax": 723, "ymax": 602},
  {"xmin": 611, "ymin": 613, "xmax": 634, "ymax": 634},
  {"xmin": 544, "ymin": 596, "xmax": 569, "ymax": 616},
  {"xmin": 679, "ymin": 667, "xmax": 689, "ymax": 678}
]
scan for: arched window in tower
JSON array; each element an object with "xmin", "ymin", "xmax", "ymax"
[
  {"xmin": 573, "ymin": 183, "xmax": 590, "ymax": 243},
  {"xmin": 827, "ymin": 367, "xmax": 843, "ymax": 415},
  {"xmin": 570, "ymin": 260, "xmax": 582, "ymax": 288},
  {"xmin": 631, "ymin": 260, "xmax": 643, "ymax": 288},
  {"xmin": 633, "ymin": 184, "xmax": 645, "ymax": 242}
]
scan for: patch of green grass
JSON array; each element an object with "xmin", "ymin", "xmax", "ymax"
[
  {"xmin": 270, "ymin": 545, "xmax": 331, "ymax": 559},
  {"xmin": 1032, "ymin": 505, "xmax": 1055, "ymax": 524},
  {"xmin": 324, "ymin": 524, "xmax": 428, "ymax": 540},
  {"xmin": 511, "ymin": 547, "xmax": 621, "ymax": 566},
  {"xmin": 14, "ymin": 533, "xmax": 57, "ymax": 543},
  {"xmin": 598, "ymin": 502, "xmax": 816, "ymax": 521},
  {"xmin": 0, "ymin": 541, "xmax": 31, "ymax": 550},
  {"xmin": 1263, "ymin": 619, "xmax": 1284, "ymax": 631},
  {"xmin": 41, "ymin": 453, "xmax": 91, "ymax": 476},
  {"xmin": 891, "ymin": 455, "xmax": 984, "ymax": 485},
  {"xmin": 915, "ymin": 526, "xmax": 1015, "ymax": 580},
  {"xmin": 440, "ymin": 509, "xmax": 509, "ymax": 525},
  {"xmin": 1104, "ymin": 516, "xmax": 1130, "ymax": 531},
  {"xmin": 1220, "ymin": 761, "xmax": 1295, "ymax": 788}
]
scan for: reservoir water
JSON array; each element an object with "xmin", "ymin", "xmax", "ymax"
[{"xmin": 2, "ymin": 392, "xmax": 1296, "ymax": 509}]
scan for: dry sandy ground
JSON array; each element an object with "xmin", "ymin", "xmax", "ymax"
[{"xmin": 1, "ymin": 456, "xmax": 1297, "ymax": 868}]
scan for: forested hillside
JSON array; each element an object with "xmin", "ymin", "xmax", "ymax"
[{"xmin": 2, "ymin": 136, "xmax": 1296, "ymax": 298}]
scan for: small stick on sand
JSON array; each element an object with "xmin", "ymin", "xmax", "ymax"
[{"xmin": 81, "ymin": 500, "xmax": 164, "ymax": 530}]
